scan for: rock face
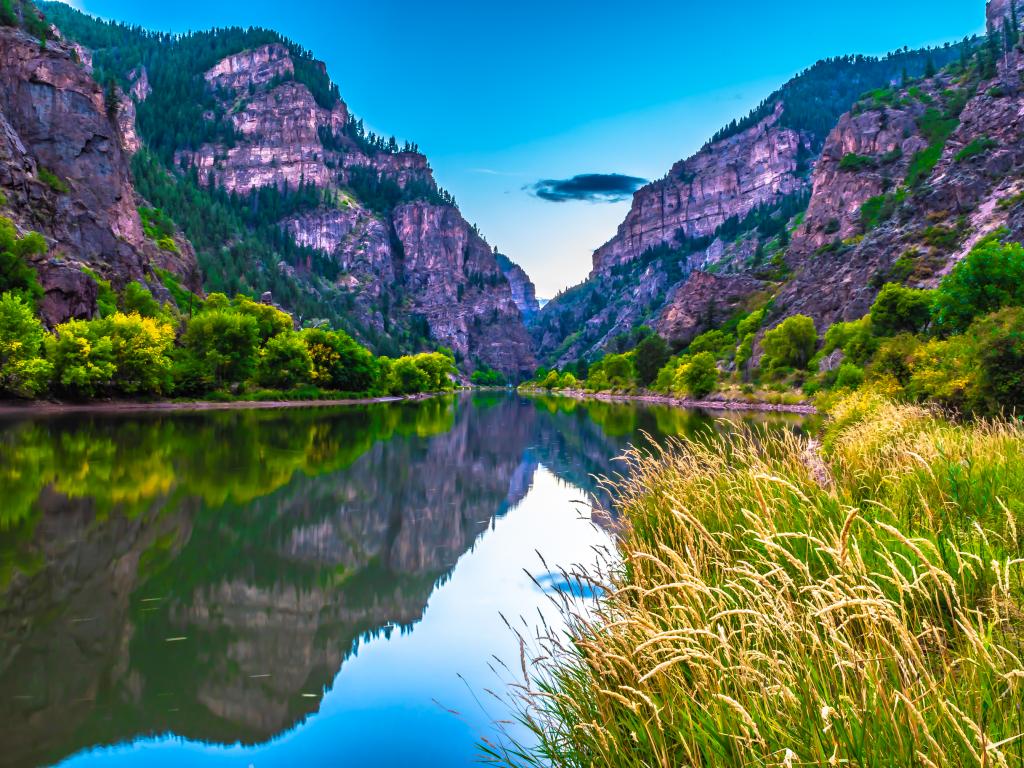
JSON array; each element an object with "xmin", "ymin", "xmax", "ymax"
[
  {"xmin": 776, "ymin": 53, "xmax": 1024, "ymax": 331},
  {"xmin": 988, "ymin": 0, "xmax": 1023, "ymax": 26},
  {"xmin": 496, "ymin": 252, "xmax": 540, "ymax": 322},
  {"xmin": 173, "ymin": 43, "xmax": 534, "ymax": 375},
  {"xmin": 592, "ymin": 103, "xmax": 811, "ymax": 275},
  {"xmin": 0, "ymin": 26, "xmax": 199, "ymax": 325},
  {"xmin": 655, "ymin": 271, "xmax": 768, "ymax": 346}
]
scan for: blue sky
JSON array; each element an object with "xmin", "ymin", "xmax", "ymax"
[{"xmin": 61, "ymin": 0, "xmax": 985, "ymax": 296}]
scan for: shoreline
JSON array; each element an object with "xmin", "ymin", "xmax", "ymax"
[
  {"xmin": 0, "ymin": 392, "xmax": 446, "ymax": 416},
  {"xmin": 521, "ymin": 388, "xmax": 818, "ymax": 415}
]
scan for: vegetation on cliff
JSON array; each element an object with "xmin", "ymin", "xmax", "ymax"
[{"xmin": 488, "ymin": 390, "xmax": 1024, "ymax": 766}]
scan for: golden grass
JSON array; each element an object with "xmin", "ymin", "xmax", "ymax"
[{"xmin": 485, "ymin": 391, "xmax": 1024, "ymax": 767}]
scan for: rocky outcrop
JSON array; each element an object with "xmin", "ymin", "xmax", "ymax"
[
  {"xmin": 592, "ymin": 103, "xmax": 812, "ymax": 275},
  {"xmin": 988, "ymin": 0, "xmax": 1023, "ymax": 26},
  {"xmin": 655, "ymin": 271, "xmax": 768, "ymax": 346},
  {"xmin": 0, "ymin": 26, "xmax": 200, "ymax": 324},
  {"xmin": 174, "ymin": 43, "xmax": 534, "ymax": 375},
  {"xmin": 496, "ymin": 253, "xmax": 540, "ymax": 322},
  {"xmin": 393, "ymin": 203, "xmax": 536, "ymax": 375},
  {"xmin": 776, "ymin": 54, "xmax": 1024, "ymax": 330}
]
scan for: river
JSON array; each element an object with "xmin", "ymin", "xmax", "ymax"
[{"xmin": 0, "ymin": 394, "xmax": 809, "ymax": 768}]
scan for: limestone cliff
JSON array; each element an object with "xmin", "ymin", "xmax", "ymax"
[
  {"xmin": 592, "ymin": 103, "xmax": 812, "ymax": 275},
  {"xmin": 173, "ymin": 43, "xmax": 534, "ymax": 375},
  {"xmin": 0, "ymin": 24, "xmax": 199, "ymax": 325}
]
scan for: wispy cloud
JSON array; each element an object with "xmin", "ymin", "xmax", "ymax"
[{"xmin": 526, "ymin": 173, "xmax": 648, "ymax": 204}]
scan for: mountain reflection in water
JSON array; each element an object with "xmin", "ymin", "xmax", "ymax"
[{"xmin": 0, "ymin": 394, "xmax": 810, "ymax": 768}]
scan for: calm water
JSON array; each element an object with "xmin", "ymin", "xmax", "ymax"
[{"xmin": 0, "ymin": 394, "xmax": 808, "ymax": 768}]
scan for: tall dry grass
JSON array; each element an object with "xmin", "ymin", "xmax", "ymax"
[{"xmin": 485, "ymin": 390, "xmax": 1024, "ymax": 767}]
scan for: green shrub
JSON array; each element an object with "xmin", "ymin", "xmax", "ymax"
[
  {"xmin": 688, "ymin": 329, "xmax": 736, "ymax": 360},
  {"xmin": 178, "ymin": 309, "xmax": 260, "ymax": 391},
  {"xmin": 634, "ymin": 333, "xmax": 670, "ymax": 386},
  {"xmin": 860, "ymin": 189, "xmax": 905, "ymax": 232},
  {"xmin": 820, "ymin": 317, "xmax": 877, "ymax": 367},
  {"xmin": 968, "ymin": 307, "xmax": 1024, "ymax": 415},
  {"xmin": 954, "ymin": 136, "xmax": 997, "ymax": 162},
  {"xmin": 256, "ymin": 331, "xmax": 312, "ymax": 390},
  {"xmin": 121, "ymin": 281, "xmax": 164, "ymax": 319},
  {"xmin": 302, "ymin": 327, "xmax": 378, "ymax": 392},
  {"xmin": 677, "ymin": 352, "xmax": 718, "ymax": 398},
  {"xmin": 0, "ymin": 292, "xmax": 52, "ymax": 397},
  {"xmin": 932, "ymin": 238, "xmax": 1024, "ymax": 334},
  {"xmin": 905, "ymin": 108, "xmax": 958, "ymax": 187},
  {"xmin": 0, "ymin": 218, "xmax": 44, "ymax": 307},
  {"xmin": 762, "ymin": 315, "xmax": 817, "ymax": 370},
  {"xmin": 838, "ymin": 153, "xmax": 876, "ymax": 172},
  {"xmin": 82, "ymin": 267, "xmax": 118, "ymax": 318},
  {"xmin": 870, "ymin": 333, "xmax": 922, "ymax": 386},
  {"xmin": 869, "ymin": 283, "xmax": 934, "ymax": 337},
  {"xmin": 37, "ymin": 167, "xmax": 69, "ymax": 194},
  {"xmin": 835, "ymin": 362, "xmax": 866, "ymax": 390}
]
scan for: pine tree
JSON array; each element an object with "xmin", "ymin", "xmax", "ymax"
[
  {"xmin": 924, "ymin": 56, "xmax": 936, "ymax": 78},
  {"xmin": 0, "ymin": 0, "xmax": 16, "ymax": 27}
]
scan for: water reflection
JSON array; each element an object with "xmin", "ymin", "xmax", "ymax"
[{"xmin": 0, "ymin": 395, "xmax": 809, "ymax": 768}]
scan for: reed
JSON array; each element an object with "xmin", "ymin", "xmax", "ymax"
[{"xmin": 484, "ymin": 390, "xmax": 1024, "ymax": 767}]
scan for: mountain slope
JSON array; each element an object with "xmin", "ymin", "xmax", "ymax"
[
  {"xmin": 0, "ymin": 8, "xmax": 200, "ymax": 327},
  {"xmin": 39, "ymin": 3, "xmax": 536, "ymax": 376},
  {"xmin": 533, "ymin": 41, "xmax": 968, "ymax": 366}
]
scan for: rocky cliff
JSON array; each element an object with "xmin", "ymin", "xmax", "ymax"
[
  {"xmin": 496, "ymin": 252, "xmax": 540, "ymax": 322},
  {"xmin": 0, "ymin": 22, "xmax": 199, "ymax": 325},
  {"xmin": 592, "ymin": 103, "xmax": 812, "ymax": 276},
  {"xmin": 775, "ymin": 43, "xmax": 1024, "ymax": 330},
  {"xmin": 168, "ymin": 42, "xmax": 533, "ymax": 375},
  {"xmin": 532, "ymin": 34, "xmax": 970, "ymax": 365}
]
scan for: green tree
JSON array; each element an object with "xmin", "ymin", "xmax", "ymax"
[
  {"xmin": 47, "ymin": 319, "xmax": 116, "ymax": 398},
  {"xmin": 600, "ymin": 354, "xmax": 634, "ymax": 388},
  {"xmin": 680, "ymin": 352, "xmax": 719, "ymax": 398},
  {"xmin": 634, "ymin": 334, "xmax": 670, "ymax": 386},
  {"xmin": 869, "ymin": 283, "xmax": 935, "ymax": 337},
  {"xmin": 121, "ymin": 281, "xmax": 164, "ymax": 319},
  {"xmin": 0, "ymin": 218, "xmax": 45, "ymax": 307},
  {"xmin": 103, "ymin": 312, "xmax": 176, "ymax": 395},
  {"xmin": 256, "ymin": 331, "xmax": 312, "ymax": 389},
  {"xmin": 932, "ymin": 239, "xmax": 1024, "ymax": 334},
  {"xmin": 969, "ymin": 307, "xmax": 1024, "ymax": 415},
  {"xmin": 302, "ymin": 327, "xmax": 378, "ymax": 393},
  {"xmin": 389, "ymin": 356, "xmax": 429, "ymax": 395},
  {"xmin": 762, "ymin": 315, "xmax": 818, "ymax": 369},
  {"xmin": 0, "ymin": 292, "xmax": 52, "ymax": 397},
  {"xmin": 178, "ymin": 310, "xmax": 260, "ymax": 390},
  {"xmin": 689, "ymin": 329, "xmax": 736, "ymax": 360}
]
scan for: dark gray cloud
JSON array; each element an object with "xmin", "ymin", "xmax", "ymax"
[{"xmin": 527, "ymin": 173, "xmax": 648, "ymax": 203}]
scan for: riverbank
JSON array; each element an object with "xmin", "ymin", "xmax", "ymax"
[
  {"xmin": 520, "ymin": 387, "xmax": 818, "ymax": 415},
  {"xmin": 489, "ymin": 390, "xmax": 1024, "ymax": 767},
  {"xmin": 0, "ymin": 391, "xmax": 447, "ymax": 416}
]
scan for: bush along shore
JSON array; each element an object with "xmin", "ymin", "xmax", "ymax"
[
  {"xmin": 523, "ymin": 235, "xmax": 1024, "ymax": 419},
  {"xmin": 486, "ymin": 389, "xmax": 1024, "ymax": 766},
  {"xmin": 0, "ymin": 240, "xmax": 460, "ymax": 404}
]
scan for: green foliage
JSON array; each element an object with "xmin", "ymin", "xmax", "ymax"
[
  {"xmin": 869, "ymin": 283, "xmax": 935, "ymax": 337},
  {"xmin": 634, "ymin": 334, "xmax": 670, "ymax": 386},
  {"xmin": 0, "ymin": 0, "xmax": 16, "ymax": 27},
  {"xmin": 820, "ymin": 317, "xmax": 878, "ymax": 367},
  {"xmin": 905, "ymin": 108, "xmax": 960, "ymax": 188},
  {"xmin": 255, "ymin": 331, "xmax": 312, "ymax": 390},
  {"xmin": 835, "ymin": 362, "xmax": 866, "ymax": 390},
  {"xmin": 303, "ymin": 327, "xmax": 379, "ymax": 393},
  {"xmin": 688, "ymin": 329, "xmax": 736, "ymax": 360},
  {"xmin": 81, "ymin": 267, "xmax": 118, "ymax": 318},
  {"xmin": 121, "ymin": 281, "xmax": 164, "ymax": 319},
  {"xmin": 177, "ymin": 309, "xmax": 260, "ymax": 391},
  {"xmin": 48, "ymin": 313, "xmax": 176, "ymax": 397},
  {"xmin": 471, "ymin": 366, "xmax": 506, "ymax": 387},
  {"xmin": 37, "ymin": 167, "xmax": 68, "ymax": 194},
  {"xmin": 860, "ymin": 189, "xmax": 905, "ymax": 232},
  {"xmin": 762, "ymin": 315, "xmax": 817, "ymax": 370},
  {"xmin": 838, "ymin": 153, "xmax": 876, "ymax": 172},
  {"xmin": 678, "ymin": 352, "xmax": 718, "ymax": 398},
  {"xmin": 968, "ymin": 307, "xmax": 1024, "ymax": 415},
  {"xmin": 0, "ymin": 292, "xmax": 52, "ymax": 397},
  {"xmin": 0, "ymin": 218, "xmax": 44, "ymax": 307},
  {"xmin": 139, "ymin": 207, "xmax": 180, "ymax": 252},
  {"xmin": 736, "ymin": 310, "xmax": 766, "ymax": 340},
  {"xmin": 600, "ymin": 354, "xmax": 634, "ymax": 388},
  {"xmin": 705, "ymin": 45, "xmax": 963, "ymax": 151},
  {"xmin": 932, "ymin": 238, "xmax": 1024, "ymax": 334},
  {"xmin": 955, "ymin": 136, "xmax": 998, "ymax": 162}
]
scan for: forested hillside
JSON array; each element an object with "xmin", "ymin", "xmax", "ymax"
[{"xmin": 37, "ymin": 2, "xmax": 535, "ymax": 375}]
